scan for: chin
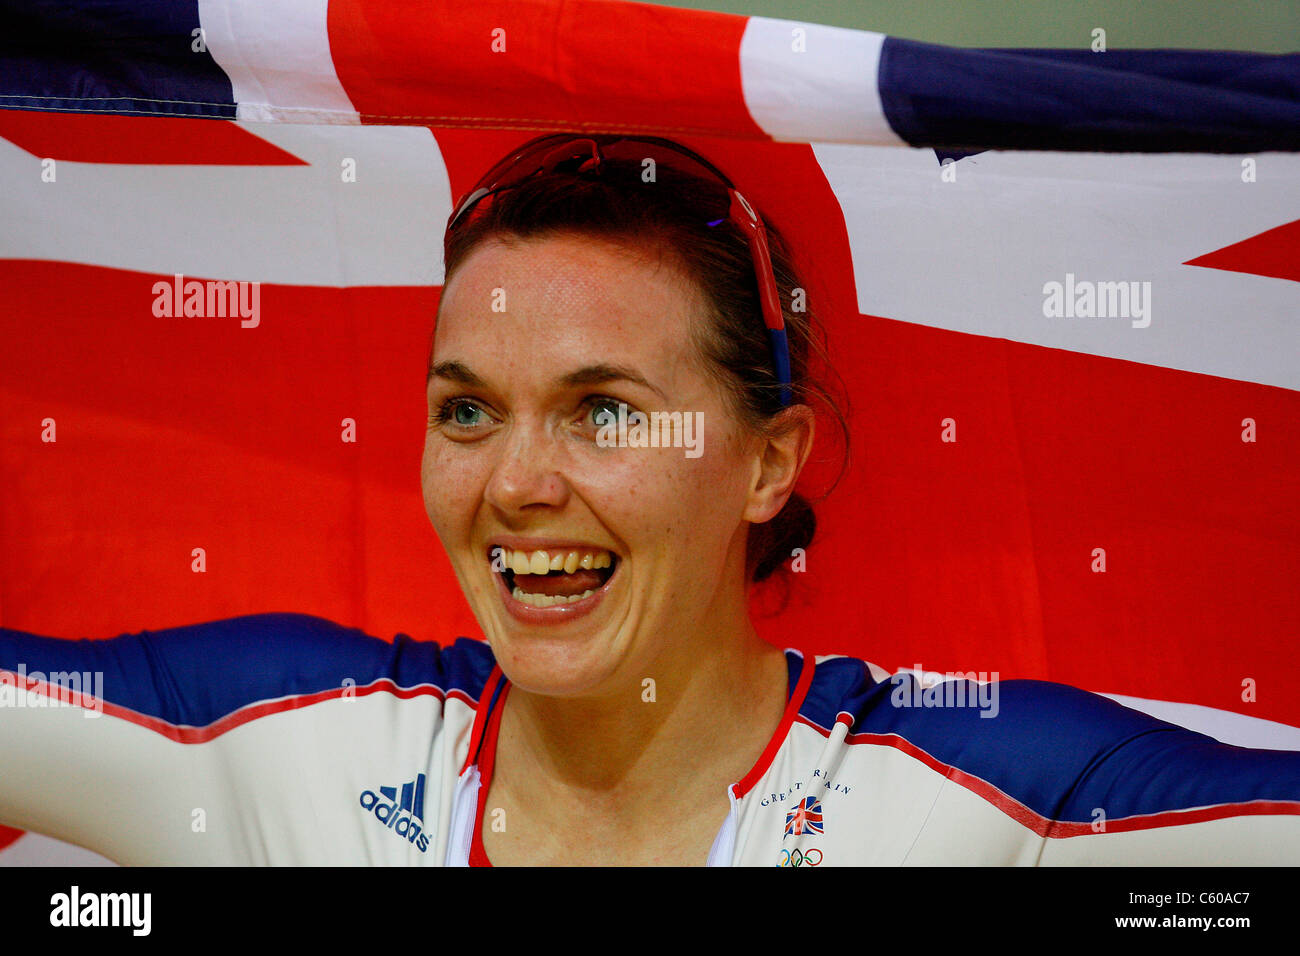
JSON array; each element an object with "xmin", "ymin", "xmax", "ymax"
[{"xmin": 486, "ymin": 632, "xmax": 624, "ymax": 699}]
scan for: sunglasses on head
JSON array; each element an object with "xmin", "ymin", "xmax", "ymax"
[{"xmin": 447, "ymin": 134, "xmax": 793, "ymax": 408}]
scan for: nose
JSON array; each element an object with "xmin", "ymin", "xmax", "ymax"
[{"xmin": 483, "ymin": 420, "xmax": 571, "ymax": 516}]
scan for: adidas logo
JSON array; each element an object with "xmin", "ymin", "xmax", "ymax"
[{"xmin": 359, "ymin": 773, "xmax": 431, "ymax": 853}]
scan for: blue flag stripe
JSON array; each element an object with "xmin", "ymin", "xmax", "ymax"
[
  {"xmin": 0, "ymin": 0, "xmax": 235, "ymax": 118},
  {"xmin": 878, "ymin": 38, "xmax": 1300, "ymax": 152}
]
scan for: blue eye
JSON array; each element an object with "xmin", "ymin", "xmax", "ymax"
[
  {"xmin": 453, "ymin": 402, "xmax": 483, "ymax": 427},
  {"xmin": 429, "ymin": 396, "xmax": 504, "ymax": 443}
]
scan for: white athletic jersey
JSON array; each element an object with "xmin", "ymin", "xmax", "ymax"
[{"xmin": 2, "ymin": 613, "xmax": 1298, "ymax": 865}]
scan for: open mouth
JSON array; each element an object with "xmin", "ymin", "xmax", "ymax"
[{"xmin": 489, "ymin": 546, "xmax": 618, "ymax": 609}]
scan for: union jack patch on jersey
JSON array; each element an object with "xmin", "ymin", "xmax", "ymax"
[{"xmin": 785, "ymin": 796, "xmax": 825, "ymax": 837}]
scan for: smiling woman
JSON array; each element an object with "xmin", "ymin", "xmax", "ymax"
[
  {"xmin": 422, "ymin": 136, "xmax": 832, "ymax": 864},
  {"xmin": 3, "ymin": 135, "xmax": 1300, "ymax": 868}
]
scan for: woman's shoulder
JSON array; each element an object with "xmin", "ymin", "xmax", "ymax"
[
  {"xmin": 799, "ymin": 651, "xmax": 1274, "ymax": 758},
  {"xmin": 800, "ymin": 651, "xmax": 1205, "ymax": 740}
]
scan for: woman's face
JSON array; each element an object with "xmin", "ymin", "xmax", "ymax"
[{"xmin": 422, "ymin": 232, "xmax": 768, "ymax": 699}]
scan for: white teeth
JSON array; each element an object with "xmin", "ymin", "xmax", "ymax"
[
  {"xmin": 511, "ymin": 586, "xmax": 596, "ymax": 608},
  {"xmin": 493, "ymin": 547, "xmax": 616, "ymax": 575}
]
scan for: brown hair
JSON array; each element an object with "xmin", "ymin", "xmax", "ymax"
[{"xmin": 442, "ymin": 152, "xmax": 849, "ymax": 586}]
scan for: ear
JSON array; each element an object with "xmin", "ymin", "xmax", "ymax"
[{"xmin": 743, "ymin": 404, "xmax": 815, "ymax": 524}]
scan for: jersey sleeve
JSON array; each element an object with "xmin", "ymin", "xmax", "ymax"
[
  {"xmin": 869, "ymin": 675, "xmax": 1300, "ymax": 864},
  {"xmin": 1024, "ymin": 682, "xmax": 1300, "ymax": 863},
  {"xmin": 0, "ymin": 613, "xmax": 482, "ymax": 864}
]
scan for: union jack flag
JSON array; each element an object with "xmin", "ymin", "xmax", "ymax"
[
  {"xmin": 3, "ymin": 0, "xmax": 1300, "ymax": 868},
  {"xmin": 785, "ymin": 797, "xmax": 825, "ymax": 838}
]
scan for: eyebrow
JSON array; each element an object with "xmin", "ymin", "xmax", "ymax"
[
  {"xmin": 428, "ymin": 361, "xmax": 667, "ymax": 401},
  {"xmin": 428, "ymin": 360, "xmax": 486, "ymax": 388},
  {"xmin": 559, "ymin": 364, "xmax": 668, "ymax": 400}
]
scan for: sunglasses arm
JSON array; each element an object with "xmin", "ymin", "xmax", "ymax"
[{"xmin": 730, "ymin": 190, "xmax": 794, "ymax": 407}]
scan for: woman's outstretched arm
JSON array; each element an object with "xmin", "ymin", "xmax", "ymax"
[
  {"xmin": 0, "ymin": 614, "xmax": 489, "ymax": 864},
  {"xmin": 864, "ymin": 674, "xmax": 1300, "ymax": 864}
]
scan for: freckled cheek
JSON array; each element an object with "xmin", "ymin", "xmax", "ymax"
[
  {"xmin": 420, "ymin": 444, "xmax": 485, "ymax": 544},
  {"xmin": 678, "ymin": 451, "xmax": 753, "ymax": 558},
  {"xmin": 691, "ymin": 457, "xmax": 754, "ymax": 546},
  {"xmin": 569, "ymin": 456, "xmax": 649, "ymax": 536},
  {"xmin": 579, "ymin": 453, "xmax": 744, "ymax": 562}
]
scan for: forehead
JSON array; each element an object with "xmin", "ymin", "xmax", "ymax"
[{"xmin": 433, "ymin": 234, "xmax": 706, "ymax": 384}]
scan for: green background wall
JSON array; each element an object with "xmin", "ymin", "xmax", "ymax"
[{"xmin": 641, "ymin": 0, "xmax": 1299, "ymax": 52}]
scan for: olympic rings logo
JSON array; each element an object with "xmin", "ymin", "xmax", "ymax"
[{"xmin": 776, "ymin": 848, "xmax": 823, "ymax": 867}]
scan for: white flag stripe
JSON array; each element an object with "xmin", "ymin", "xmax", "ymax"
[
  {"xmin": 739, "ymin": 18, "xmax": 903, "ymax": 147},
  {"xmin": 197, "ymin": 0, "xmax": 360, "ymax": 124},
  {"xmin": 0, "ymin": 123, "xmax": 450, "ymax": 287},
  {"xmin": 815, "ymin": 144, "xmax": 1300, "ymax": 391}
]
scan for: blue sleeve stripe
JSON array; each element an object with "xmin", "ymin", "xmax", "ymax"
[
  {"xmin": 877, "ymin": 38, "xmax": 1300, "ymax": 152},
  {"xmin": 0, "ymin": 675, "xmax": 472, "ymax": 744},
  {"xmin": 0, "ymin": 613, "xmax": 496, "ymax": 733},
  {"xmin": 798, "ymin": 658, "xmax": 1300, "ymax": 824}
]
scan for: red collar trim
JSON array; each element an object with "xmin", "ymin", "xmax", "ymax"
[
  {"xmin": 460, "ymin": 665, "xmax": 505, "ymax": 776},
  {"xmin": 468, "ymin": 674, "xmax": 510, "ymax": 867},
  {"xmin": 731, "ymin": 651, "xmax": 816, "ymax": 799}
]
